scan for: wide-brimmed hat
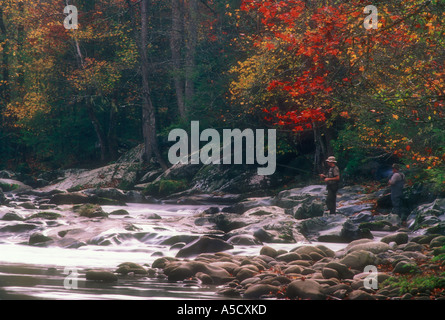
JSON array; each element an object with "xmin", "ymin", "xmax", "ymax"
[{"xmin": 326, "ymin": 156, "xmax": 337, "ymax": 163}]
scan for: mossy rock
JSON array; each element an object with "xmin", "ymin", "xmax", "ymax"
[
  {"xmin": 74, "ymin": 204, "xmax": 108, "ymax": 218},
  {"xmin": 426, "ymin": 223, "xmax": 445, "ymax": 236},
  {"xmin": 359, "ymin": 220, "xmax": 397, "ymax": 231},
  {"xmin": 115, "ymin": 262, "xmax": 148, "ymax": 275},
  {"xmin": 109, "ymin": 209, "xmax": 130, "ymax": 216},
  {"xmin": 430, "ymin": 236, "xmax": 445, "ymax": 248},
  {"xmin": 29, "ymin": 232, "xmax": 53, "ymax": 245},
  {"xmin": 143, "ymin": 179, "xmax": 188, "ymax": 197},
  {"xmin": 0, "ymin": 183, "xmax": 20, "ymax": 192},
  {"xmin": 26, "ymin": 212, "xmax": 62, "ymax": 220}
]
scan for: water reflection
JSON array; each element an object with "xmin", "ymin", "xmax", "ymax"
[{"xmin": 0, "ymin": 263, "xmax": 227, "ymax": 300}]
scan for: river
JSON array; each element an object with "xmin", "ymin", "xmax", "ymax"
[{"xmin": 0, "ymin": 201, "xmax": 349, "ymax": 300}]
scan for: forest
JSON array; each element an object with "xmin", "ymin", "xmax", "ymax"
[{"xmin": 0, "ymin": 0, "xmax": 443, "ymax": 193}]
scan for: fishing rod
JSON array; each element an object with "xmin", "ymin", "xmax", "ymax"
[{"xmin": 276, "ymin": 163, "xmax": 317, "ymax": 175}]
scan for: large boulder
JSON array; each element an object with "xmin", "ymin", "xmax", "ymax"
[
  {"xmin": 0, "ymin": 188, "xmax": 6, "ymax": 205},
  {"xmin": 286, "ymin": 201, "xmax": 324, "ymax": 219},
  {"xmin": 410, "ymin": 198, "xmax": 445, "ymax": 231},
  {"xmin": 83, "ymin": 188, "xmax": 128, "ymax": 202},
  {"xmin": 381, "ymin": 232, "xmax": 409, "ymax": 245},
  {"xmin": 339, "ymin": 250, "xmax": 376, "ymax": 271},
  {"xmin": 244, "ymin": 284, "xmax": 280, "ymax": 299},
  {"xmin": 29, "ymin": 232, "xmax": 53, "ymax": 246},
  {"xmin": 164, "ymin": 260, "xmax": 233, "ymax": 284},
  {"xmin": 286, "ymin": 279, "xmax": 326, "ymax": 300},
  {"xmin": 49, "ymin": 192, "xmax": 92, "ymax": 205},
  {"xmin": 0, "ymin": 178, "xmax": 32, "ymax": 193},
  {"xmin": 176, "ymin": 236, "xmax": 234, "ymax": 258},
  {"xmin": 346, "ymin": 241, "xmax": 390, "ymax": 254},
  {"xmin": 39, "ymin": 163, "xmax": 141, "ymax": 192},
  {"xmin": 316, "ymin": 219, "xmax": 373, "ymax": 243}
]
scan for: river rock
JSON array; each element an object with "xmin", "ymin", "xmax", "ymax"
[
  {"xmin": 292, "ymin": 245, "xmax": 326, "ymax": 258},
  {"xmin": 324, "ymin": 262, "xmax": 354, "ymax": 279},
  {"xmin": 165, "ymin": 260, "xmax": 233, "ymax": 284},
  {"xmin": 393, "ymin": 260, "xmax": 420, "ymax": 274},
  {"xmin": 209, "ymin": 261, "xmax": 240, "ymax": 275},
  {"xmin": 19, "ymin": 202, "xmax": 37, "ymax": 210},
  {"xmin": 0, "ymin": 223, "xmax": 38, "ymax": 233},
  {"xmin": 176, "ymin": 236, "xmax": 234, "ymax": 258},
  {"xmin": 1, "ymin": 212, "xmax": 24, "ymax": 221},
  {"xmin": 259, "ymin": 245, "xmax": 278, "ymax": 258},
  {"xmin": 346, "ymin": 241, "xmax": 390, "ymax": 254},
  {"xmin": 381, "ymin": 232, "xmax": 409, "ymax": 245},
  {"xmin": 40, "ymin": 163, "xmax": 140, "ymax": 193},
  {"xmin": 348, "ymin": 211, "xmax": 374, "ymax": 223},
  {"xmin": 322, "ymin": 267, "xmax": 339, "ymax": 279},
  {"xmin": 49, "ymin": 192, "xmax": 91, "ymax": 205},
  {"xmin": 115, "ymin": 262, "xmax": 148, "ymax": 275},
  {"xmin": 286, "ymin": 279, "xmax": 326, "ymax": 300},
  {"xmin": 276, "ymin": 252, "xmax": 302, "ymax": 263},
  {"xmin": 430, "ymin": 236, "xmax": 445, "ymax": 248},
  {"xmin": 410, "ymin": 199, "xmax": 445, "ymax": 231},
  {"xmin": 278, "ymin": 185, "xmax": 327, "ymax": 199},
  {"xmin": 0, "ymin": 178, "xmax": 32, "ymax": 193},
  {"xmin": 29, "ymin": 232, "xmax": 53, "ymax": 245},
  {"xmin": 74, "ymin": 204, "xmax": 108, "ymax": 218},
  {"xmin": 227, "ymin": 235, "xmax": 262, "ymax": 246},
  {"xmin": 339, "ymin": 250, "xmax": 376, "ymax": 271},
  {"xmin": 109, "ymin": 209, "xmax": 130, "ymax": 216},
  {"xmin": 402, "ymin": 242, "xmax": 424, "ymax": 252},
  {"xmin": 0, "ymin": 188, "xmax": 6, "ymax": 204},
  {"xmin": 243, "ymin": 284, "xmax": 280, "ymax": 299},
  {"xmin": 348, "ymin": 290, "xmax": 377, "ymax": 300},
  {"xmin": 83, "ymin": 188, "xmax": 127, "ymax": 203},
  {"xmin": 26, "ymin": 212, "xmax": 62, "ymax": 220},
  {"xmin": 353, "ymin": 271, "xmax": 391, "ymax": 284},
  {"xmin": 236, "ymin": 268, "xmax": 257, "ymax": 281},
  {"xmin": 287, "ymin": 201, "xmax": 324, "ymax": 219}
]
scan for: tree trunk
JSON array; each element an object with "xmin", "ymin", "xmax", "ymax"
[
  {"xmin": 17, "ymin": 2, "xmax": 24, "ymax": 88},
  {"xmin": 107, "ymin": 102, "xmax": 118, "ymax": 160},
  {"xmin": 0, "ymin": 7, "xmax": 10, "ymax": 105},
  {"xmin": 140, "ymin": 0, "xmax": 168, "ymax": 170},
  {"xmin": 313, "ymin": 124, "xmax": 327, "ymax": 174},
  {"xmin": 184, "ymin": 0, "xmax": 198, "ymax": 110},
  {"xmin": 170, "ymin": 0, "xmax": 186, "ymax": 119},
  {"xmin": 86, "ymin": 101, "xmax": 109, "ymax": 162},
  {"xmin": 70, "ymin": 19, "xmax": 109, "ymax": 163}
]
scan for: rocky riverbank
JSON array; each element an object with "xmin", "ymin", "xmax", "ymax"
[
  {"xmin": 79, "ymin": 233, "xmax": 445, "ymax": 300},
  {"xmin": 1, "ymin": 152, "xmax": 444, "ymax": 300},
  {"xmin": 148, "ymin": 233, "xmax": 445, "ymax": 300}
]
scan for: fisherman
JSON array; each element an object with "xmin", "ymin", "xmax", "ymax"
[
  {"xmin": 389, "ymin": 164, "xmax": 406, "ymax": 222},
  {"xmin": 320, "ymin": 156, "xmax": 340, "ymax": 215}
]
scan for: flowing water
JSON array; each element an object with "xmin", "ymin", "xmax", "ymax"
[{"xmin": 0, "ymin": 200, "xmax": 348, "ymax": 300}]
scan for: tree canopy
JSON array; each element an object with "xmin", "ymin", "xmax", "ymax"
[{"xmin": 0, "ymin": 0, "xmax": 443, "ymax": 191}]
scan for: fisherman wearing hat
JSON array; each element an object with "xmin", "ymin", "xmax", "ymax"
[{"xmin": 320, "ymin": 156, "xmax": 340, "ymax": 215}]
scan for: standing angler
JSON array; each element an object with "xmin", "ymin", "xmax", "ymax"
[
  {"xmin": 389, "ymin": 164, "xmax": 406, "ymax": 223},
  {"xmin": 320, "ymin": 156, "xmax": 340, "ymax": 215}
]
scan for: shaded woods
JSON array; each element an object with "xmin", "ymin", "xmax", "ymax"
[{"xmin": 0, "ymin": 0, "xmax": 443, "ymax": 193}]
